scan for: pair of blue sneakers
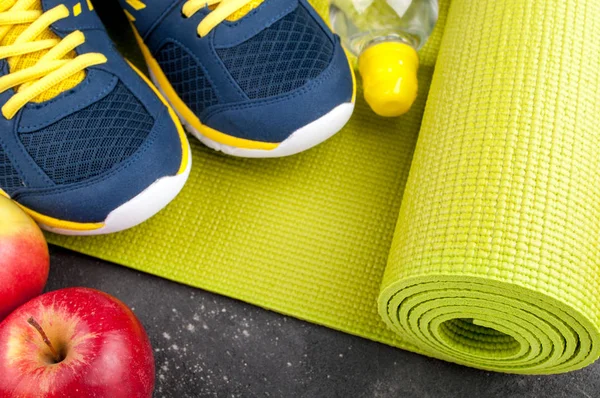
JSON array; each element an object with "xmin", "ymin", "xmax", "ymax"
[{"xmin": 0, "ymin": 0, "xmax": 355, "ymax": 235}]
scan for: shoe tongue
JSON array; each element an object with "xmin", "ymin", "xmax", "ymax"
[
  {"xmin": 224, "ymin": 0, "xmax": 264, "ymax": 21},
  {"xmin": 1, "ymin": 0, "xmax": 84, "ymax": 102}
]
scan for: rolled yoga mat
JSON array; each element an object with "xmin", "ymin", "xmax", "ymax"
[
  {"xmin": 49, "ymin": 0, "xmax": 600, "ymax": 374},
  {"xmin": 378, "ymin": 0, "xmax": 600, "ymax": 373}
]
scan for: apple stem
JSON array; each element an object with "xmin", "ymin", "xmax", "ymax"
[{"xmin": 27, "ymin": 317, "xmax": 61, "ymax": 363}]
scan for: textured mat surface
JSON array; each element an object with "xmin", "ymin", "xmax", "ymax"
[
  {"xmin": 49, "ymin": 0, "xmax": 600, "ymax": 374},
  {"xmin": 380, "ymin": 0, "xmax": 600, "ymax": 373}
]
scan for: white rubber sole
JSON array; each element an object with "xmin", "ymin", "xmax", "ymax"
[
  {"xmin": 40, "ymin": 147, "xmax": 192, "ymax": 236},
  {"xmin": 191, "ymin": 102, "xmax": 354, "ymax": 158},
  {"xmin": 149, "ymin": 70, "xmax": 355, "ymax": 158}
]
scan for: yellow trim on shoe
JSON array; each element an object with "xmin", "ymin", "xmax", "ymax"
[
  {"xmin": 126, "ymin": 60, "xmax": 191, "ymax": 176},
  {"xmin": 16, "ymin": 202, "xmax": 105, "ymax": 231},
  {"xmin": 130, "ymin": 25, "xmax": 280, "ymax": 151},
  {"xmin": 344, "ymin": 49, "xmax": 357, "ymax": 104},
  {"xmin": 126, "ymin": 0, "xmax": 146, "ymax": 11},
  {"xmin": 124, "ymin": 9, "xmax": 136, "ymax": 21},
  {"xmin": 0, "ymin": 188, "xmax": 105, "ymax": 231}
]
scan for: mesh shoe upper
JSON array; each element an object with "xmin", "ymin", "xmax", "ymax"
[
  {"xmin": 155, "ymin": 42, "xmax": 219, "ymax": 115},
  {"xmin": 123, "ymin": 0, "xmax": 354, "ymax": 143},
  {"xmin": 0, "ymin": 147, "xmax": 22, "ymax": 193},
  {"xmin": 153, "ymin": 4, "xmax": 335, "ymax": 109},
  {"xmin": 19, "ymin": 82, "xmax": 154, "ymax": 186},
  {"xmin": 215, "ymin": 5, "xmax": 334, "ymax": 100}
]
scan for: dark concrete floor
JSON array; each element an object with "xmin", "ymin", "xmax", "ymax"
[{"xmin": 48, "ymin": 246, "xmax": 599, "ymax": 398}]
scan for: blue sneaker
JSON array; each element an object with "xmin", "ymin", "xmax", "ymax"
[
  {"xmin": 0, "ymin": 0, "xmax": 191, "ymax": 235},
  {"xmin": 120, "ymin": 0, "xmax": 356, "ymax": 158}
]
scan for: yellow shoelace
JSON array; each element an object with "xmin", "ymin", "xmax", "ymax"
[
  {"xmin": 182, "ymin": 0, "xmax": 263, "ymax": 37},
  {"xmin": 0, "ymin": 0, "xmax": 107, "ymax": 119}
]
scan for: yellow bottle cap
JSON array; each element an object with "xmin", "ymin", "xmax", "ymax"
[{"xmin": 358, "ymin": 42, "xmax": 419, "ymax": 117}]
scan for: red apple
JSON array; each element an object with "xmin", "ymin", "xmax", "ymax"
[
  {"xmin": 0, "ymin": 287, "xmax": 155, "ymax": 398},
  {"xmin": 0, "ymin": 196, "xmax": 49, "ymax": 321}
]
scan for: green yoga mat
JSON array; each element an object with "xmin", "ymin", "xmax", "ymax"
[{"xmin": 49, "ymin": 0, "xmax": 600, "ymax": 374}]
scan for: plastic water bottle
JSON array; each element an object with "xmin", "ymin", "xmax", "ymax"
[{"xmin": 330, "ymin": 0, "xmax": 438, "ymax": 117}]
